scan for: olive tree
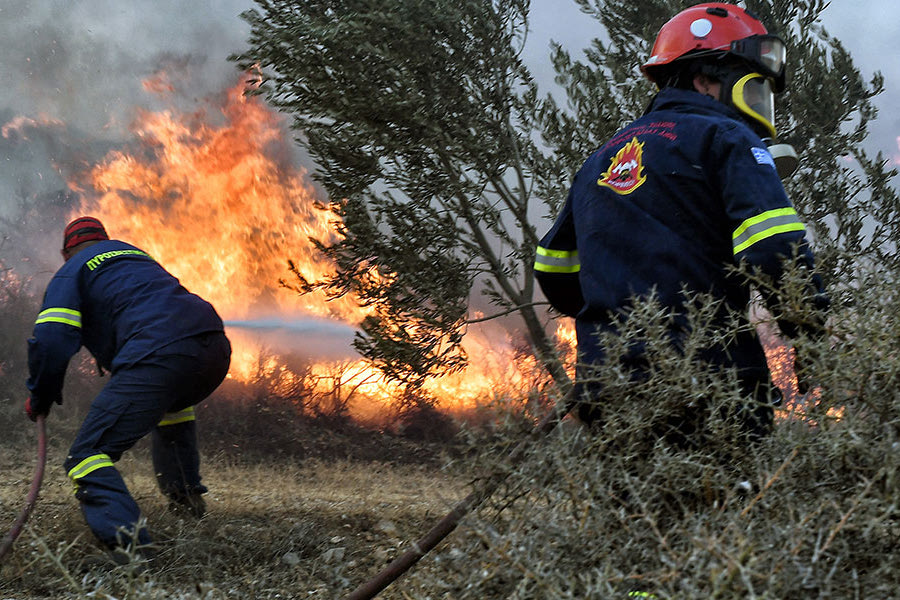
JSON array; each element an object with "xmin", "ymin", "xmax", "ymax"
[{"xmin": 234, "ymin": 0, "xmax": 895, "ymax": 394}]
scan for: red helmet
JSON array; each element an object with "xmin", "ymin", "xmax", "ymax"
[
  {"xmin": 641, "ymin": 3, "xmax": 785, "ymax": 91},
  {"xmin": 63, "ymin": 216, "xmax": 109, "ymax": 251}
]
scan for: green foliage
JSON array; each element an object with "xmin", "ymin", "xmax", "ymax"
[
  {"xmin": 284, "ymin": 192, "xmax": 474, "ymax": 388},
  {"xmin": 233, "ymin": 0, "xmax": 569, "ymax": 392}
]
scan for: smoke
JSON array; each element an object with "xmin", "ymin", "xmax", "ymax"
[
  {"xmin": 0, "ymin": 1, "xmax": 252, "ymax": 131},
  {"xmin": 0, "ymin": 1, "xmax": 255, "ymax": 236},
  {"xmin": 0, "ymin": 0, "xmax": 263, "ymax": 290}
]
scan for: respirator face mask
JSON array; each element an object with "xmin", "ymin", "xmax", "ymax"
[
  {"xmin": 728, "ymin": 35, "xmax": 798, "ymax": 178},
  {"xmin": 728, "ymin": 72, "xmax": 776, "ymax": 140},
  {"xmin": 699, "ymin": 35, "xmax": 785, "ymax": 141},
  {"xmin": 710, "ymin": 35, "xmax": 797, "ymax": 179},
  {"xmin": 721, "ymin": 70, "xmax": 797, "ymax": 178}
]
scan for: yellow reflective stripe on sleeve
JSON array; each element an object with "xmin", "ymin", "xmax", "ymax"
[
  {"xmin": 67, "ymin": 453, "xmax": 114, "ymax": 480},
  {"xmin": 35, "ymin": 307, "xmax": 82, "ymax": 328},
  {"xmin": 732, "ymin": 207, "xmax": 805, "ymax": 255},
  {"xmin": 158, "ymin": 407, "xmax": 196, "ymax": 427},
  {"xmin": 534, "ymin": 246, "xmax": 580, "ymax": 273}
]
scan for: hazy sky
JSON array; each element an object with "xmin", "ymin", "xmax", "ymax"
[{"xmin": 0, "ymin": 0, "xmax": 896, "ymax": 211}]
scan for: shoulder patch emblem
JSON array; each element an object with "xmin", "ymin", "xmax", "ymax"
[
  {"xmin": 598, "ymin": 137, "xmax": 647, "ymax": 195},
  {"xmin": 751, "ymin": 146, "xmax": 776, "ymax": 169}
]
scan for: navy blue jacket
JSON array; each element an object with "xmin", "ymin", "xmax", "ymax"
[
  {"xmin": 27, "ymin": 240, "xmax": 225, "ymax": 405},
  {"xmin": 535, "ymin": 88, "xmax": 825, "ymax": 374}
]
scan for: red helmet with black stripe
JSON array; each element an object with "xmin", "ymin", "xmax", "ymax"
[{"xmin": 63, "ymin": 216, "xmax": 109, "ymax": 251}]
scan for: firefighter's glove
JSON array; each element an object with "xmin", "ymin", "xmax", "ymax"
[{"xmin": 25, "ymin": 396, "xmax": 51, "ymax": 422}]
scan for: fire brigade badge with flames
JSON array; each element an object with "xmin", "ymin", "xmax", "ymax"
[{"xmin": 598, "ymin": 137, "xmax": 647, "ymax": 195}]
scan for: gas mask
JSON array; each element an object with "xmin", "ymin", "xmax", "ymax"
[
  {"xmin": 721, "ymin": 35, "xmax": 798, "ymax": 178},
  {"xmin": 728, "ymin": 72, "xmax": 775, "ymax": 139},
  {"xmin": 721, "ymin": 72, "xmax": 798, "ymax": 178}
]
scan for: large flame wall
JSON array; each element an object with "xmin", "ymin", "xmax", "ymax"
[
  {"xmin": 66, "ymin": 79, "xmax": 547, "ymax": 418},
  {"xmin": 69, "ymin": 84, "xmax": 361, "ymax": 323}
]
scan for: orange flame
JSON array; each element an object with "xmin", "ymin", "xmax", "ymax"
[
  {"xmin": 66, "ymin": 77, "xmax": 552, "ymax": 419},
  {"xmin": 754, "ymin": 299, "xmax": 841, "ymax": 425},
  {"xmin": 2, "ymin": 114, "xmax": 65, "ymax": 139}
]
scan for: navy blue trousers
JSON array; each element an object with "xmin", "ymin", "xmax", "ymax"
[{"xmin": 63, "ymin": 332, "xmax": 230, "ymax": 549}]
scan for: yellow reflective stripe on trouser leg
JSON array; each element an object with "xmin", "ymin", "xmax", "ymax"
[
  {"xmin": 732, "ymin": 208, "xmax": 805, "ymax": 255},
  {"xmin": 158, "ymin": 407, "xmax": 196, "ymax": 427},
  {"xmin": 67, "ymin": 453, "xmax": 114, "ymax": 480},
  {"xmin": 534, "ymin": 246, "xmax": 580, "ymax": 273},
  {"xmin": 35, "ymin": 307, "xmax": 82, "ymax": 328}
]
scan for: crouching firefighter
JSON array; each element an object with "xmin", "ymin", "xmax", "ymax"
[
  {"xmin": 534, "ymin": 3, "xmax": 828, "ymax": 443},
  {"xmin": 25, "ymin": 216, "xmax": 231, "ymax": 558}
]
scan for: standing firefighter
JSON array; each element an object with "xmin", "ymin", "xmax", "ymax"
[
  {"xmin": 534, "ymin": 3, "xmax": 827, "ymax": 440},
  {"xmin": 25, "ymin": 216, "xmax": 231, "ymax": 562}
]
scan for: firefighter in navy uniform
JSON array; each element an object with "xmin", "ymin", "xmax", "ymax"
[
  {"xmin": 534, "ymin": 3, "xmax": 827, "ymax": 441},
  {"xmin": 25, "ymin": 216, "xmax": 231, "ymax": 561}
]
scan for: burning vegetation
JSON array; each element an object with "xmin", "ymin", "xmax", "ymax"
[
  {"xmin": 59, "ymin": 77, "xmax": 562, "ymax": 424},
  {"xmin": 0, "ymin": 72, "xmax": 811, "ymax": 429}
]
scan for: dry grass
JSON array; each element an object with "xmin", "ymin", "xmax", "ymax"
[
  {"xmin": 3, "ymin": 380, "xmax": 898, "ymax": 600},
  {"xmin": 0, "ymin": 438, "xmax": 466, "ymax": 599}
]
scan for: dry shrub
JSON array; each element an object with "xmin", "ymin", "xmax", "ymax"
[
  {"xmin": 402, "ymin": 271, "xmax": 899, "ymax": 599},
  {"xmin": 0, "ymin": 261, "xmax": 105, "ymax": 450},
  {"xmin": 195, "ymin": 379, "xmax": 453, "ymax": 466},
  {"xmin": 0, "ymin": 268, "xmax": 41, "ymax": 446}
]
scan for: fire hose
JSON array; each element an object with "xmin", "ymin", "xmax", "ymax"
[
  {"xmin": 346, "ymin": 390, "xmax": 576, "ymax": 600},
  {"xmin": 0, "ymin": 414, "xmax": 47, "ymax": 563}
]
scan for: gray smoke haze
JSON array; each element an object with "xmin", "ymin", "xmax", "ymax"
[
  {"xmin": 0, "ymin": 1, "xmax": 895, "ymax": 288},
  {"xmin": 1, "ymin": 0, "xmax": 895, "ymax": 230},
  {"xmin": 0, "ymin": 1, "xmax": 250, "ymax": 135}
]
